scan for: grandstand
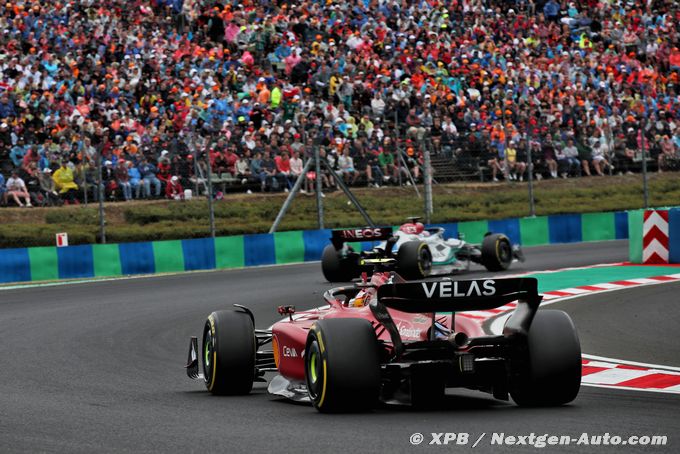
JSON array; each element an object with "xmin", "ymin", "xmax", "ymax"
[{"xmin": 0, "ymin": 0, "xmax": 678, "ymax": 207}]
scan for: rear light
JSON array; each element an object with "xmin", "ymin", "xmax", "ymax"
[{"xmin": 459, "ymin": 354, "xmax": 474, "ymax": 373}]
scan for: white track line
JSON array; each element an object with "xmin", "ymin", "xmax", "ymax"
[{"xmin": 582, "ymin": 354, "xmax": 680, "ymax": 373}]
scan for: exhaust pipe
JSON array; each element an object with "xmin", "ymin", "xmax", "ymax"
[{"xmin": 451, "ymin": 332, "xmax": 469, "ymax": 347}]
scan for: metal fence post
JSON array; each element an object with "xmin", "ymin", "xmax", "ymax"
[
  {"xmin": 204, "ymin": 141, "xmax": 215, "ymax": 238},
  {"xmin": 395, "ymin": 110, "xmax": 402, "ymax": 186},
  {"xmin": 82, "ymin": 164, "xmax": 88, "ymax": 206},
  {"xmin": 269, "ymin": 159, "xmax": 315, "ymax": 233},
  {"xmin": 423, "ymin": 140, "xmax": 433, "ymax": 224},
  {"xmin": 97, "ymin": 144, "xmax": 106, "ymax": 243},
  {"xmin": 314, "ymin": 139, "xmax": 324, "ymax": 229},
  {"xmin": 192, "ymin": 132, "xmax": 199, "ymax": 196},
  {"xmin": 640, "ymin": 86, "xmax": 649, "ymax": 209},
  {"xmin": 527, "ymin": 134, "xmax": 536, "ymax": 217}
]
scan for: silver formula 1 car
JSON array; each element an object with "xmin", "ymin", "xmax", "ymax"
[{"xmin": 321, "ymin": 217, "xmax": 525, "ymax": 282}]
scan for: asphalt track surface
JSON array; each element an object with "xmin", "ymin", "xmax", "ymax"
[{"xmin": 1, "ymin": 239, "xmax": 678, "ymax": 453}]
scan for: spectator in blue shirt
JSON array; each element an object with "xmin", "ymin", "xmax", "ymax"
[
  {"xmin": 0, "ymin": 172, "xmax": 6, "ymax": 202},
  {"xmin": 10, "ymin": 139, "xmax": 27, "ymax": 167},
  {"xmin": 0, "ymin": 94, "xmax": 16, "ymax": 119},
  {"xmin": 138, "ymin": 156, "xmax": 161, "ymax": 198},
  {"xmin": 544, "ymin": 0, "xmax": 561, "ymax": 22},
  {"xmin": 127, "ymin": 162, "xmax": 143, "ymax": 199}
]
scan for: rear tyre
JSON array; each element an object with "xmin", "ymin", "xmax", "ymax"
[
  {"xmin": 510, "ymin": 310, "xmax": 582, "ymax": 406},
  {"xmin": 396, "ymin": 241, "xmax": 432, "ymax": 280},
  {"xmin": 202, "ymin": 310, "xmax": 256, "ymax": 395},
  {"xmin": 321, "ymin": 245, "xmax": 357, "ymax": 282},
  {"xmin": 305, "ymin": 319, "xmax": 380, "ymax": 412},
  {"xmin": 481, "ymin": 233, "xmax": 513, "ymax": 271}
]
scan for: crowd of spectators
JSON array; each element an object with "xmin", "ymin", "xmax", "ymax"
[{"xmin": 1, "ymin": 0, "xmax": 679, "ymax": 206}]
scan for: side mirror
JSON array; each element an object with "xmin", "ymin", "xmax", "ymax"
[{"xmin": 277, "ymin": 305, "xmax": 296, "ymax": 321}]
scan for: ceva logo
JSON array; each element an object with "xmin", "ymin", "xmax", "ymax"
[{"xmin": 283, "ymin": 346, "xmax": 298, "ymax": 357}]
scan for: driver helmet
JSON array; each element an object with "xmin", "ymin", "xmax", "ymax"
[
  {"xmin": 349, "ymin": 288, "xmax": 371, "ymax": 307},
  {"xmin": 399, "ymin": 222, "xmax": 425, "ymax": 235}
]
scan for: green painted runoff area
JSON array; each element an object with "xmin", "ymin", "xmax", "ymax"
[{"xmin": 525, "ymin": 265, "xmax": 679, "ymax": 293}]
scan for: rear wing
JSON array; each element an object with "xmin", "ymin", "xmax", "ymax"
[
  {"xmin": 377, "ymin": 278, "xmax": 540, "ymax": 313},
  {"xmin": 330, "ymin": 227, "xmax": 393, "ymax": 249},
  {"xmin": 371, "ymin": 278, "xmax": 542, "ymax": 357}
]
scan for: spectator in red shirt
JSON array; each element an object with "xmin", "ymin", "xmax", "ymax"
[
  {"xmin": 223, "ymin": 147, "xmax": 239, "ymax": 176},
  {"xmin": 275, "ymin": 151, "xmax": 293, "ymax": 190},
  {"xmin": 166, "ymin": 176, "xmax": 184, "ymax": 200}
]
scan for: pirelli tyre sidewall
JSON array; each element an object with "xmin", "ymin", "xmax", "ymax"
[
  {"xmin": 305, "ymin": 319, "xmax": 380, "ymax": 413},
  {"xmin": 510, "ymin": 310, "xmax": 582, "ymax": 406},
  {"xmin": 397, "ymin": 241, "xmax": 432, "ymax": 280},
  {"xmin": 202, "ymin": 310, "xmax": 256, "ymax": 395},
  {"xmin": 481, "ymin": 233, "xmax": 513, "ymax": 272}
]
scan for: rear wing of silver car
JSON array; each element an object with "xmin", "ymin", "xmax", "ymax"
[{"xmin": 330, "ymin": 227, "xmax": 394, "ymax": 249}]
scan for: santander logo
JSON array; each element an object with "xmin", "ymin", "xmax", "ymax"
[{"xmin": 397, "ymin": 322, "xmax": 421, "ymax": 339}]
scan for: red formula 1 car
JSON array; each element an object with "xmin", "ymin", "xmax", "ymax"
[{"xmin": 186, "ymin": 270, "xmax": 581, "ymax": 412}]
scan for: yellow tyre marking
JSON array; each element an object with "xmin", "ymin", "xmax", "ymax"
[
  {"xmin": 315, "ymin": 328, "xmax": 325, "ymax": 354},
  {"xmin": 311, "ymin": 327, "xmax": 328, "ymax": 408},
  {"xmin": 318, "ymin": 357, "xmax": 328, "ymax": 408},
  {"xmin": 207, "ymin": 315, "xmax": 217, "ymax": 391},
  {"xmin": 495, "ymin": 235, "xmax": 508, "ymax": 263},
  {"xmin": 210, "ymin": 351, "xmax": 217, "ymax": 390}
]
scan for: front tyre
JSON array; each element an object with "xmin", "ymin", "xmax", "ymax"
[
  {"xmin": 510, "ymin": 310, "xmax": 582, "ymax": 406},
  {"xmin": 202, "ymin": 310, "xmax": 256, "ymax": 395},
  {"xmin": 305, "ymin": 319, "xmax": 380, "ymax": 412},
  {"xmin": 481, "ymin": 233, "xmax": 513, "ymax": 271},
  {"xmin": 396, "ymin": 241, "xmax": 432, "ymax": 280}
]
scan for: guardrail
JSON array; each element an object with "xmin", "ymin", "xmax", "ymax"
[{"xmin": 0, "ymin": 210, "xmax": 634, "ymax": 284}]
